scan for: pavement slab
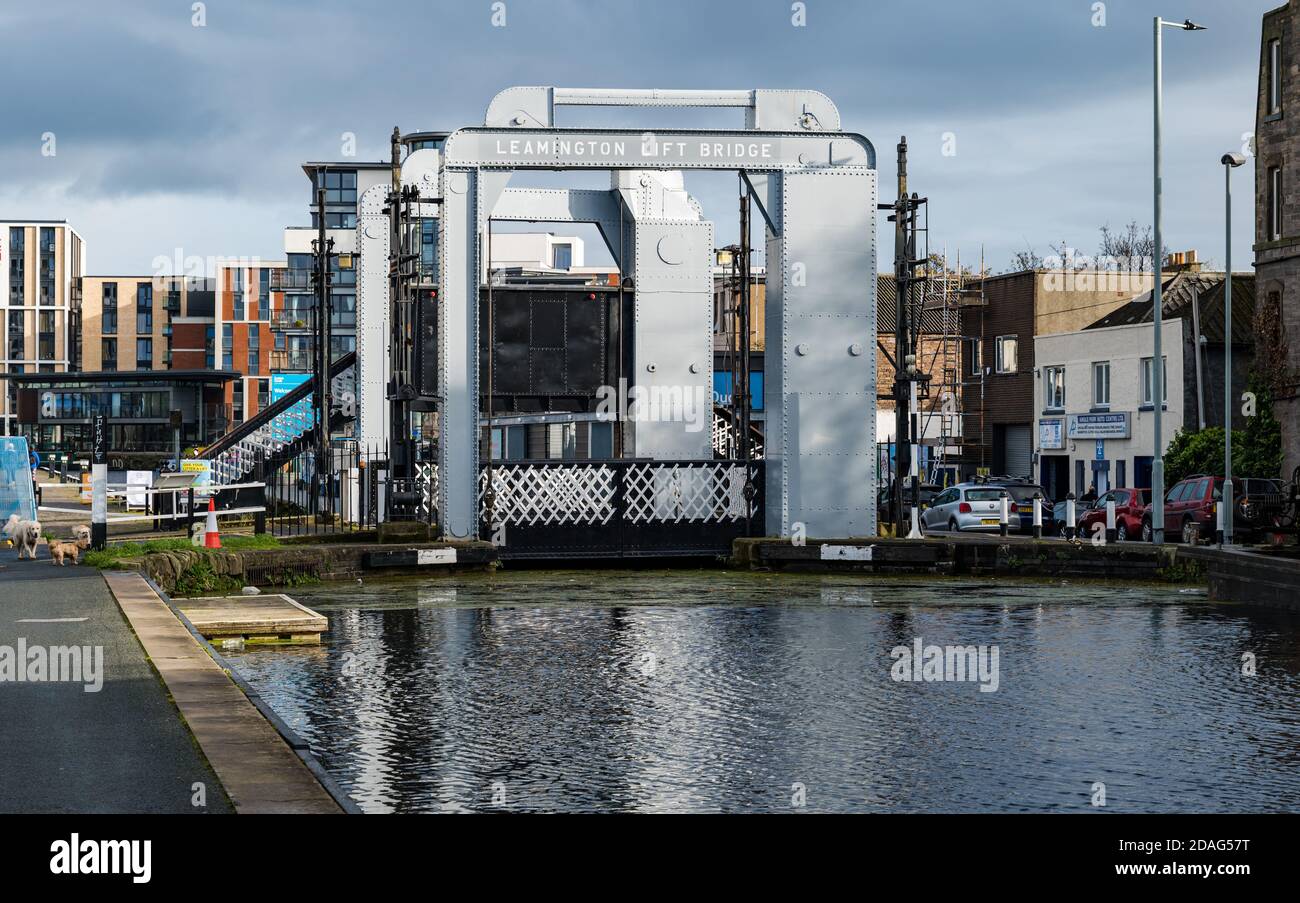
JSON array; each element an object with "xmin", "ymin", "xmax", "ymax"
[
  {"xmin": 102, "ymin": 571, "xmax": 343, "ymax": 814},
  {"xmin": 0, "ymin": 552, "xmax": 234, "ymax": 814}
]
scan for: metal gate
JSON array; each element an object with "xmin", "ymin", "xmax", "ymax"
[{"xmin": 479, "ymin": 460, "xmax": 763, "ymax": 559}]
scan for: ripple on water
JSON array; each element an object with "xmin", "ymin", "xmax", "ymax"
[{"xmin": 225, "ymin": 570, "xmax": 1300, "ymax": 813}]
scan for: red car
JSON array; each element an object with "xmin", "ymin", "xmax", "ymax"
[
  {"xmin": 1140, "ymin": 476, "xmax": 1220, "ymax": 544},
  {"xmin": 1077, "ymin": 487, "xmax": 1151, "ymax": 542}
]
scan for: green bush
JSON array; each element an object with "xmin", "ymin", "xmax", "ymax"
[{"xmin": 1164, "ymin": 371, "xmax": 1282, "ymax": 485}]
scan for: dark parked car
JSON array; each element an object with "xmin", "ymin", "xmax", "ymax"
[
  {"xmin": 877, "ymin": 483, "xmax": 940, "ymax": 526},
  {"xmin": 1077, "ymin": 488, "xmax": 1151, "ymax": 542},
  {"xmin": 987, "ymin": 480, "xmax": 1050, "ymax": 534},
  {"xmin": 1139, "ymin": 476, "xmax": 1288, "ymax": 544}
]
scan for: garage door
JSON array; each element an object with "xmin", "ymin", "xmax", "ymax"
[{"xmin": 1003, "ymin": 424, "xmax": 1032, "ymax": 479}]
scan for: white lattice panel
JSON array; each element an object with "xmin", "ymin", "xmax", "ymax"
[
  {"xmin": 624, "ymin": 463, "xmax": 747, "ymax": 524},
  {"xmin": 479, "ymin": 464, "xmax": 617, "ymax": 526}
]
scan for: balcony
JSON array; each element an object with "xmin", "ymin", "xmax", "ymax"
[
  {"xmin": 274, "ymin": 310, "xmax": 314, "ymax": 331},
  {"xmin": 271, "ymin": 350, "xmax": 313, "ymax": 372},
  {"xmin": 269, "ymin": 269, "xmax": 313, "ymax": 291}
]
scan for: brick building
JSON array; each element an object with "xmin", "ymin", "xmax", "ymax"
[{"xmin": 960, "ymin": 268, "xmax": 1156, "ymax": 479}]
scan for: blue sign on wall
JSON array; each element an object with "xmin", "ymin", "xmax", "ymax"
[
  {"xmin": 713, "ymin": 371, "xmax": 764, "ymax": 411},
  {"xmin": 270, "ymin": 372, "xmax": 311, "ymax": 403},
  {"xmin": 270, "ymin": 373, "xmax": 313, "ymax": 444}
]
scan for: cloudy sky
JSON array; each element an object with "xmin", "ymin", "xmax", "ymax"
[{"xmin": 0, "ymin": 0, "xmax": 1271, "ymax": 274}]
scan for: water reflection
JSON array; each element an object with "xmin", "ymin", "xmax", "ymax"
[{"xmin": 226, "ymin": 572, "xmax": 1300, "ymax": 813}]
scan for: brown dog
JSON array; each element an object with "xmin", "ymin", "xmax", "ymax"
[{"xmin": 50, "ymin": 525, "xmax": 91, "ymax": 566}]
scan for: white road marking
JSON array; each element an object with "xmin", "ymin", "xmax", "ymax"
[{"xmin": 16, "ymin": 618, "xmax": 89, "ymax": 623}]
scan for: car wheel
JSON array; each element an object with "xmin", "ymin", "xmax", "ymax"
[
  {"xmin": 1182, "ymin": 518, "xmax": 1199, "ymax": 546},
  {"xmin": 949, "ymin": 518, "xmax": 959, "ymax": 533},
  {"xmin": 1117, "ymin": 522, "xmax": 1128, "ymax": 542},
  {"xmin": 1141, "ymin": 520, "xmax": 1153, "ymax": 543}
]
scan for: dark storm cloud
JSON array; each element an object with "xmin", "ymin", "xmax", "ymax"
[{"xmin": 0, "ymin": 0, "xmax": 1270, "ymax": 272}]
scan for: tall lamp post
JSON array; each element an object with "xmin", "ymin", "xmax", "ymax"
[
  {"xmin": 1221, "ymin": 152, "xmax": 1247, "ymax": 544},
  {"xmin": 1151, "ymin": 16, "xmax": 1206, "ymax": 544}
]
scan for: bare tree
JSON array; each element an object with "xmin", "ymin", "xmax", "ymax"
[
  {"xmin": 1010, "ymin": 243, "xmax": 1043, "ymax": 272},
  {"xmin": 1097, "ymin": 221, "xmax": 1167, "ymax": 270}
]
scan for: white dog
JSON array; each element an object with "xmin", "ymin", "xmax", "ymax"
[{"xmin": 4, "ymin": 513, "xmax": 43, "ymax": 560}]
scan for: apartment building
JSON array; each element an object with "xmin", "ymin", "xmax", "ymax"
[
  {"xmin": 23, "ymin": 274, "xmax": 236, "ymax": 452},
  {"xmin": 960, "ymin": 267, "xmax": 1157, "ymax": 479},
  {"xmin": 213, "ymin": 261, "xmax": 286, "ymax": 428},
  {"xmin": 1256, "ymin": 1, "xmax": 1300, "ymax": 477},
  {"xmin": 0, "ymin": 220, "xmax": 84, "ymax": 435}
]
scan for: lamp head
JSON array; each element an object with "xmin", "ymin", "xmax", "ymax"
[
  {"xmin": 1182, "ymin": 19, "xmax": 1207, "ymax": 30},
  {"xmin": 1221, "ymin": 152, "xmax": 1247, "ymax": 168}
]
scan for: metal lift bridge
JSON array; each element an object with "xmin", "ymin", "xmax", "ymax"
[{"xmin": 356, "ymin": 87, "xmax": 879, "ymax": 542}]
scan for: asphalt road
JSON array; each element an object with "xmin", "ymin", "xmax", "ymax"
[{"xmin": 0, "ymin": 551, "xmax": 233, "ymax": 813}]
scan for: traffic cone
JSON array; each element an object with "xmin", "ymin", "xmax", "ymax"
[{"xmin": 204, "ymin": 497, "xmax": 221, "ymax": 549}]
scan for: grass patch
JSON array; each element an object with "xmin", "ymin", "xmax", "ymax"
[
  {"xmin": 82, "ymin": 533, "xmax": 279, "ymax": 569},
  {"xmin": 172, "ymin": 558, "xmax": 243, "ymax": 597}
]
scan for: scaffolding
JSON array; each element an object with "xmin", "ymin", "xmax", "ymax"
[{"xmin": 913, "ymin": 249, "xmax": 987, "ymax": 485}]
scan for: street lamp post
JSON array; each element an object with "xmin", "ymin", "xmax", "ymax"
[
  {"xmin": 1151, "ymin": 16, "xmax": 1206, "ymax": 544},
  {"xmin": 1221, "ymin": 152, "xmax": 1247, "ymax": 545}
]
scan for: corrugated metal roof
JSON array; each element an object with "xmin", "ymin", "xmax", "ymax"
[{"xmin": 1084, "ymin": 271, "xmax": 1256, "ymax": 343}]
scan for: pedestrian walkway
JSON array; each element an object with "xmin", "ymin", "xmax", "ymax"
[
  {"xmin": 0, "ymin": 551, "xmax": 234, "ymax": 813},
  {"xmin": 104, "ymin": 572, "xmax": 344, "ymax": 814}
]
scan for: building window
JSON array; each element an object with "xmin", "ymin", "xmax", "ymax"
[
  {"xmin": 102, "ymin": 338, "xmax": 118, "ymax": 371},
  {"xmin": 8, "ymin": 310, "xmax": 24, "ymax": 360},
  {"xmin": 257, "ymin": 380, "xmax": 269, "ymax": 412},
  {"xmin": 205, "ymin": 326, "xmax": 215, "ymax": 369},
  {"xmin": 38, "ymin": 227, "xmax": 55, "ymax": 306},
  {"xmin": 38, "ymin": 310, "xmax": 55, "ymax": 361},
  {"xmin": 136, "ymin": 338, "xmax": 153, "ymax": 371},
  {"xmin": 1092, "ymin": 361, "xmax": 1110, "ymax": 408},
  {"xmin": 232, "ymin": 386, "xmax": 243, "ymax": 425},
  {"xmin": 1043, "ymin": 365, "xmax": 1065, "ymax": 410},
  {"xmin": 420, "ymin": 219, "xmax": 438, "ymax": 277},
  {"xmin": 553, "ymin": 243, "xmax": 572, "ymax": 269},
  {"xmin": 221, "ymin": 323, "xmax": 233, "ymax": 370},
  {"xmin": 167, "ymin": 280, "xmax": 181, "ymax": 314},
  {"xmin": 101, "ymin": 282, "xmax": 118, "ymax": 335},
  {"xmin": 995, "ymin": 335, "xmax": 1018, "ymax": 374},
  {"xmin": 966, "ymin": 338, "xmax": 982, "ymax": 376},
  {"xmin": 8, "ymin": 227, "xmax": 24, "ymax": 305},
  {"xmin": 317, "ymin": 169, "xmax": 357, "ymax": 205},
  {"xmin": 1141, "ymin": 356, "xmax": 1168, "ymax": 406},
  {"xmin": 331, "ymin": 293, "xmax": 356, "ymax": 328},
  {"xmin": 1269, "ymin": 38, "xmax": 1283, "ymax": 116},
  {"xmin": 1270, "ymin": 167, "xmax": 1283, "ymax": 240},
  {"xmin": 231, "ymin": 267, "xmax": 244, "ymax": 317},
  {"xmin": 136, "ymin": 283, "xmax": 153, "ymax": 334},
  {"xmin": 247, "ymin": 329, "xmax": 259, "ymax": 375}
]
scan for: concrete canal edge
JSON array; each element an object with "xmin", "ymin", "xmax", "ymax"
[
  {"xmin": 1177, "ymin": 545, "xmax": 1300, "ymax": 609},
  {"xmin": 130, "ymin": 539, "xmax": 497, "ymax": 595},
  {"xmin": 102, "ymin": 571, "xmax": 359, "ymax": 814},
  {"xmin": 732, "ymin": 535, "xmax": 1205, "ymax": 583}
]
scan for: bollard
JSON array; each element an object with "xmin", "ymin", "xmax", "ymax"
[
  {"xmin": 999, "ymin": 493, "xmax": 1009, "ymax": 537},
  {"xmin": 1065, "ymin": 494, "xmax": 1077, "ymax": 541},
  {"xmin": 1105, "ymin": 499, "xmax": 1117, "ymax": 543},
  {"xmin": 907, "ymin": 503, "xmax": 922, "ymax": 539},
  {"xmin": 1032, "ymin": 493, "xmax": 1043, "ymax": 539},
  {"xmin": 1215, "ymin": 500, "xmax": 1224, "ymax": 545}
]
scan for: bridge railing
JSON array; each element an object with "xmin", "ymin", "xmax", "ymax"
[{"xmin": 478, "ymin": 459, "xmax": 763, "ymax": 558}]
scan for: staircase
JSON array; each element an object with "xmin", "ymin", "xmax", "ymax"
[{"xmin": 202, "ymin": 352, "xmax": 357, "ymax": 485}]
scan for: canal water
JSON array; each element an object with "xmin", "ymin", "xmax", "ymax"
[{"xmin": 224, "ymin": 570, "xmax": 1300, "ymax": 813}]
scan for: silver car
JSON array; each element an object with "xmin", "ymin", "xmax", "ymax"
[{"xmin": 921, "ymin": 483, "xmax": 1021, "ymax": 534}]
